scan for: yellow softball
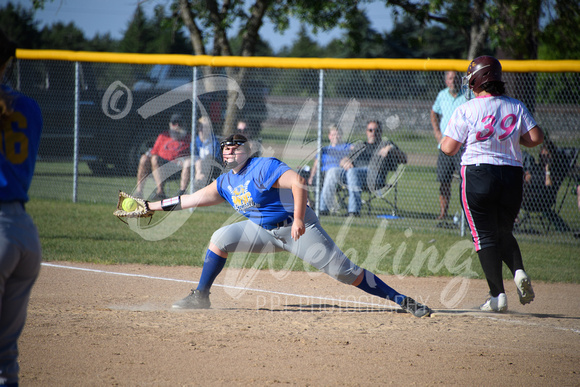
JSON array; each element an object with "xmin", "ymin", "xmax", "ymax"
[{"xmin": 122, "ymin": 198, "xmax": 138, "ymax": 212}]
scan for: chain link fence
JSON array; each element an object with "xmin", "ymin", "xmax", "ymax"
[{"xmin": 10, "ymin": 52, "xmax": 580, "ymax": 242}]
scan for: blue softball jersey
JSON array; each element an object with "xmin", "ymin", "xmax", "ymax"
[
  {"xmin": 216, "ymin": 157, "xmax": 293, "ymax": 228},
  {"xmin": 0, "ymin": 85, "xmax": 43, "ymax": 202}
]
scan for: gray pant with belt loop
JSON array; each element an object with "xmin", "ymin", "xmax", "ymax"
[
  {"xmin": 210, "ymin": 206, "xmax": 362, "ymax": 284},
  {"xmin": 0, "ymin": 202, "xmax": 42, "ymax": 385}
]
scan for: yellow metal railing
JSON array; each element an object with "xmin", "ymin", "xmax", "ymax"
[{"xmin": 16, "ymin": 49, "xmax": 580, "ymax": 72}]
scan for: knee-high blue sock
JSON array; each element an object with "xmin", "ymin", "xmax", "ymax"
[
  {"xmin": 356, "ymin": 270, "xmax": 404, "ymax": 304},
  {"xmin": 196, "ymin": 250, "xmax": 227, "ymax": 292}
]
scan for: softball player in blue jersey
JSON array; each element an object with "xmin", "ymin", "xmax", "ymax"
[
  {"xmin": 149, "ymin": 134, "xmax": 431, "ymax": 317},
  {"xmin": 0, "ymin": 29, "xmax": 43, "ymax": 386},
  {"xmin": 441, "ymin": 56, "xmax": 544, "ymax": 312}
]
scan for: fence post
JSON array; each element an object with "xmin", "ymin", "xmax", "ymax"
[
  {"xmin": 190, "ymin": 66, "xmax": 198, "ymax": 196},
  {"xmin": 15, "ymin": 59, "xmax": 21, "ymax": 90},
  {"xmin": 315, "ymin": 69, "xmax": 325, "ymax": 216},
  {"xmin": 72, "ymin": 61, "xmax": 80, "ymax": 203}
]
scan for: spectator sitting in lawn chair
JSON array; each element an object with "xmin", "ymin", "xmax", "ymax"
[
  {"xmin": 308, "ymin": 125, "xmax": 351, "ymax": 214},
  {"xmin": 520, "ymin": 138, "xmax": 576, "ymax": 232},
  {"xmin": 320, "ymin": 120, "xmax": 407, "ymax": 216},
  {"xmin": 135, "ymin": 113, "xmax": 191, "ymax": 200}
]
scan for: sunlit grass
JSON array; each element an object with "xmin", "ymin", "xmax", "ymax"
[{"xmin": 28, "ymin": 199, "xmax": 579, "ymax": 284}]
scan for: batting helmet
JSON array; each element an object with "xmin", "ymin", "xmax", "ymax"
[{"xmin": 463, "ymin": 56, "xmax": 503, "ymax": 93}]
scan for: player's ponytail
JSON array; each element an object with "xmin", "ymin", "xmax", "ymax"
[{"xmin": 482, "ymin": 81, "xmax": 505, "ymax": 96}]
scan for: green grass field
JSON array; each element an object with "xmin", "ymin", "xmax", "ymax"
[
  {"xmin": 28, "ymin": 198, "xmax": 579, "ymax": 284},
  {"xmin": 29, "ymin": 155, "xmax": 580, "ymax": 242},
  {"xmin": 28, "ymin": 127, "xmax": 579, "ymax": 282}
]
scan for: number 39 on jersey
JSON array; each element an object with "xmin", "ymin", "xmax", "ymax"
[{"xmin": 476, "ymin": 114, "xmax": 517, "ymax": 142}]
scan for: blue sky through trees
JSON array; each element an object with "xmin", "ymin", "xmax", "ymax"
[{"xmin": 11, "ymin": 0, "xmax": 393, "ymax": 51}]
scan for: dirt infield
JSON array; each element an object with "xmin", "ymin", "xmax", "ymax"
[{"xmin": 20, "ymin": 262, "xmax": 579, "ymax": 386}]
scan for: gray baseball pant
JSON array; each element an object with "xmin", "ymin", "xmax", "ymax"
[
  {"xmin": 0, "ymin": 202, "xmax": 42, "ymax": 385},
  {"xmin": 210, "ymin": 207, "xmax": 363, "ymax": 284}
]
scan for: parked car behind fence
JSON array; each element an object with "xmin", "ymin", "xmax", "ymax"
[{"xmin": 12, "ymin": 62, "xmax": 268, "ymax": 176}]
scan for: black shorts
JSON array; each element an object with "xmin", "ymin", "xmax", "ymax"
[
  {"xmin": 436, "ymin": 149, "xmax": 461, "ymax": 184},
  {"xmin": 155, "ymin": 155, "xmax": 186, "ymax": 167},
  {"xmin": 461, "ymin": 164, "xmax": 523, "ymax": 251},
  {"xmin": 156, "ymin": 156, "xmax": 172, "ymax": 166}
]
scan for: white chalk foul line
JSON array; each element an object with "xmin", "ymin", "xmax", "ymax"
[
  {"xmin": 41, "ymin": 263, "xmax": 397, "ymax": 310},
  {"xmin": 472, "ymin": 315, "xmax": 580, "ymax": 334},
  {"xmin": 41, "ymin": 263, "xmax": 580, "ymax": 334}
]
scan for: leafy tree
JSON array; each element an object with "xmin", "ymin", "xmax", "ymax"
[
  {"xmin": 382, "ymin": 0, "xmax": 578, "ymax": 113},
  {"xmin": 384, "ymin": 0, "xmax": 578, "ymax": 61},
  {"xmin": 119, "ymin": 4, "xmax": 155, "ymax": 53},
  {"xmin": 0, "ymin": 2, "xmax": 42, "ymax": 48},
  {"xmin": 278, "ymin": 25, "xmax": 322, "ymax": 58},
  {"xmin": 325, "ymin": 12, "xmax": 470, "ymax": 59},
  {"xmin": 538, "ymin": 0, "xmax": 580, "ymax": 60},
  {"xmin": 384, "ymin": 14, "xmax": 432, "ymax": 58},
  {"xmin": 39, "ymin": 22, "xmax": 86, "ymax": 50},
  {"xmin": 340, "ymin": 7, "xmax": 385, "ymax": 58},
  {"xmin": 321, "ymin": 38, "xmax": 348, "ymax": 58},
  {"xmin": 418, "ymin": 23, "xmax": 470, "ymax": 59},
  {"xmin": 117, "ymin": 4, "xmax": 192, "ymax": 54},
  {"xmin": 147, "ymin": 4, "xmax": 192, "ymax": 54},
  {"xmin": 229, "ymin": 28, "xmax": 274, "ymax": 57},
  {"xmin": 537, "ymin": 0, "xmax": 580, "ymax": 104},
  {"xmin": 87, "ymin": 33, "xmax": 119, "ymax": 53},
  {"xmin": 491, "ymin": 0, "xmax": 543, "ymax": 60},
  {"xmin": 385, "ymin": 0, "xmax": 490, "ymax": 59},
  {"xmin": 176, "ymin": 0, "xmax": 363, "ymax": 134}
]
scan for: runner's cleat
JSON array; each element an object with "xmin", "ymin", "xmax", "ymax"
[
  {"xmin": 514, "ymin": 270, "xmax": 535, "ymax": 305},
  {"xmin": 480, "ymin": 293, "xmax": 507, "ymax": 312}
]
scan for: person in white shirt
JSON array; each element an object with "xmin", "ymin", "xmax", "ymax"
[{"xmin": 441, "ymin": 56, "xmax": 544, "ymax": 312}]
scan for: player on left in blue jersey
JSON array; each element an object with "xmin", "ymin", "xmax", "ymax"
[
  {"xmin": 0, "ymin": 28, "xmax": 43, "ymax": 386},
  {"xmin": 147, "ymin": 133, "xmax": 431, "ymax": 317}
]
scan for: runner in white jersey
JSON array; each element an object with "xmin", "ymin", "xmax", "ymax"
[
  {"xmin": 447, "ymin": 95, "xmax": 537, "ymax": 167},
  {"xmin": 441, "ymin": 56, "xmax": 544, "ymax": 313}
]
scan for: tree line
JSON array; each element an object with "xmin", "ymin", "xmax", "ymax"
[
  {"xmin": 1, "ymin": 1, "xmax": 577, "ymax": 130},
  {"xmin": 2, "ymin": 1, "xmax": 578, "ymax": 60}
]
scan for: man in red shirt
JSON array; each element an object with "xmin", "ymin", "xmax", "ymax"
[{"xmin": 135, "ymin": 113, "xmax": 191, "ymax": 200}]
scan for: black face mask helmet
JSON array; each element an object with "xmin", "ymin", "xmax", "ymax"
[{"xmin": 220, "ymin": 134, "xmax": 249, "ymax": 170}]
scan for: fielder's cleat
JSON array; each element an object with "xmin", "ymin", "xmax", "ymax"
[
  {"xmin": 172, "ymin": 289, "xmax": 211, "ymax": 309},
  {"xmin": 480, "ymin": 293, "xmax": 507, "ymax": 312},
  {"xmin": 514, "ymin": 269, "xmax": 535, "ymax": 305},
  {"xmin": 400, "ymin": 297, "xmax": 432, "ymax": 318}
]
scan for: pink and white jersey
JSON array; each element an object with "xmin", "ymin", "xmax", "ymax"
[{"xmin": 445, "ymin": 95, "xmax": 537, "ymax": 167}]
